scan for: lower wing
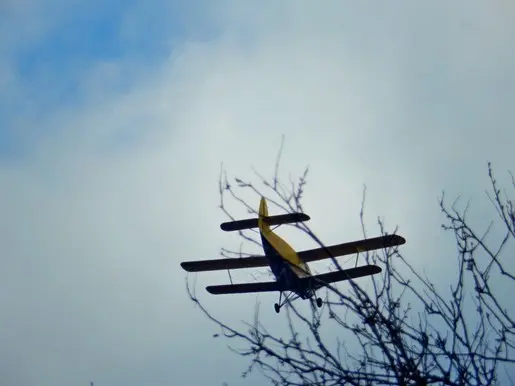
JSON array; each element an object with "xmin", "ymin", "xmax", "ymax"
[
  {"xmin": 300, "ymin": 264, "xmax": 381, "ymax": 290},
  {"xmin": 206, "ymin": 281, "xmax": 281, "ymax": 295},
  {"xmin": 205, "ymin": 265, "xmax": 381, "ymax": 295}
]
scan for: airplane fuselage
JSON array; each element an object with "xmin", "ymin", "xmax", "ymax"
[
  {"xmin": 258, "ymin": 197, "xmax": 314, "ymax": 300},
  {"xmin": 259, "ymin": 233, "xmax": 313, "ymax": 299}
]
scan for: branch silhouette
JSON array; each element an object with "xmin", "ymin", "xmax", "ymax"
[{"xmin": 186, "ymin": 145, "xmax": 514, "ymax": 386}]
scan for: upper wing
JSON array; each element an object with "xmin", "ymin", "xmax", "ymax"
[
  {"xmin": 180, "ymin": 234, "xmax": 405, "ymax": 273},
  {"xmin": 206, "ymin": 281, "xmax": 281, "ymax": 295},
  {"xmin": 180, "ymin": 256, "xmax": 268, "ymax": 272},
  {"xmin": 298, "ymin": 234, "xmax": 406, "ymax": 263},
  {"xmin": 300, "ymin": 264, "xmax": 381, "ymax": 290}
]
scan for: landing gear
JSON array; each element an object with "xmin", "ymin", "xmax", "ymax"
[
  {"xmin": 274, "ymin": 291, "xmax": 301, "ymax": 313},
  {"xmin": 273, "ymin": 292, "xmax": 323, "ymax": 313}
]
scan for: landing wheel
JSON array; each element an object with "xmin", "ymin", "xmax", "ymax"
[
  {"xmin": 274, "ymin": 303, "xmax": 280, "ymax": 313},
  {"xmin": 316, "ymin": 297, "xmax": 323, "ymax": 308}
]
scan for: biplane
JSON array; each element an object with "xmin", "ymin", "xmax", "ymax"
[{"xmin": 181, "ymin": 197, "xmax": 406, "ymax": 313}]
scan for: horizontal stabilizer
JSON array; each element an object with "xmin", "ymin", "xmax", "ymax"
[{"xmin": 220, "ymin": 212, "xmax": 310, "ymax": 232}]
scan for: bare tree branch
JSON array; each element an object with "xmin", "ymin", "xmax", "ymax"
[{"xmin": 186, "ymin": 144, "xmax": 515, "ymax": 386}]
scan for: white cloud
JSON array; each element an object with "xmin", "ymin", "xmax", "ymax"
[{"xmin": 1, "ymin": 1, "xmax": 514, "ymax": 384}]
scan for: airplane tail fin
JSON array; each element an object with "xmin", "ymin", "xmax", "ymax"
[
  {"xmin": 258, "ymin": 196, "xmax": 270, "ymax": 231},
  {"xmin": 258, "ymin": 197, "xmax": 312, "ymax": 276}
]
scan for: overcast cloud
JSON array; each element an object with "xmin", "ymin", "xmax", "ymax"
[{"xmin": 1, "ymin": 1, "xmax": 514, "ymax": 385}]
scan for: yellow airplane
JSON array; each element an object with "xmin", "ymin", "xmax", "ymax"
[{"xmin": 181, "ymin": 197, "xmax": 406, "ymax": 313}]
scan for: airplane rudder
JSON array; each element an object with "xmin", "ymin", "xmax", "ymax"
[{"xmin": 259, "ymin": 196, "xmax": 268, "ymax": 218}]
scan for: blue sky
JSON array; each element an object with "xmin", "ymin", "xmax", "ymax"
[
  {"xmin": 0, "ymin": 0, "xmax": 221, "ymax": 158},
  {"xmin": 1, "ymin": 1, "xmax": 514, "ymax": 385}
]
